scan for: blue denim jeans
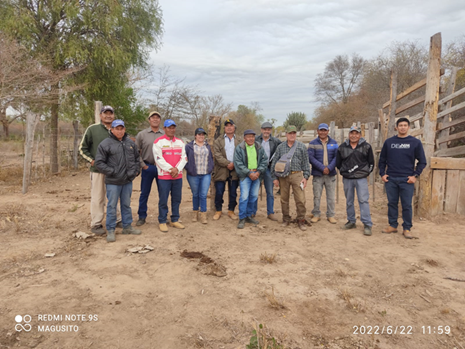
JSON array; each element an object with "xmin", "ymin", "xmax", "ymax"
[
  {"xmin": 342, "ymin": 177, "xmax": 372, "ymax": 226},
  {"xmin": 385, "ymin": 176, "xmax": 415, "ymax": 230},
  {"xmin": 252, "ymin": 168, "xmax": 275, "ymax": 215},
  {"xmin": 238, "ymin": 176, "xmax": 260, "ymax": 220},
  {"xmin": 187, "ymin": 174, "xmax": 211, "ymax": 212},
  {"xmin": 214, "ymin": 176, "xmax": 238, "ymax": 212},
  {"xmin": 106, "ymin": 182, "xmax": 133, "ymax": 231},
  {"xmin": 137, "ymin": 163, "xmax": 158, "ymax": 219},
  {"xmin": 158, "ymin": 178, "xmax": 182, "ymax": 224}
]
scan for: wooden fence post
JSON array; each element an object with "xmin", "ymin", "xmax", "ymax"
[
  {"xmin": 437, "ymin": 66, "xmax": 459, "ymax": 151},
  {"xmin": 419, "ymin": 32, "xmax": 442, "ymax": 217},
  {"xmin": 94, "ymin": 101, "xmax": 102, "ymax": 124},
  {"xmin": 387, "ymin": 70, "xmax": 398, "ymax": 137},
  {"xmin": 22, "ymin": 112, "xmax": 40, "ymax": 194},
  {"xmin": 73, "ymin": 120, "xmax": 80, "ymax": 170}
]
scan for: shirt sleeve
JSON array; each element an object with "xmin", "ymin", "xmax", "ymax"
[
  {"xmin": 301, "ymin": 146, "xmax": 311, "ymax": 179},
  {"xmin": 135, "ymin": 132, "xmax": 146, "ymax": 168},
  {"xmin": 378, "ymin": 142, "xmax": 388, "ymax": 176},
  {"xmin": 176, "ymin": 143, "xmax": 187, "ymax": 172},
  {"xmin": 79, "ymin": 126, "xmax": 94, "ymax": 163},
  {"xmin": 153, "ymin": 141, "xmax": 173, "ymax": 172},
  {"xmin": 414, "ymin": 141, "xmax": 427, "ymax": 176}
]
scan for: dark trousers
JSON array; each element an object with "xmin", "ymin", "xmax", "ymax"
[
  {"xmin": 385, "ymin": 176, "xmax": 415, "ymax": 230},
  {"xmin": 138, "ymin": 163, "xmax": 158, "ymax": 219},
  {"xmin": 214, "ymin": 176, "xmax": 238, "ymax": 212},
  {"xmin": 158, "ymin": 178, "xmax": 182, "ymax": 224}
]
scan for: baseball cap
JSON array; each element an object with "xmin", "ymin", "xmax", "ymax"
[
  {"xmin": 349, "ymin": 125, "xmax": 361, "ymax": 133},
  {"xmin": 164, "ymin": 119, "xmax": 176, "ymax": 127},
  {"xmin": 195, "ymin": 128, "xmax": 207, "ymax": 135},
  {"xmin": 111, "ymin": 119, "xmax": 125, "ymax": 128},
  {"xmin": 243, "ymin": 129, "xmax": 256, "ymax": 136},
  {"xmin": 286, "ymin": 125, "xmax": 297, "ymax": 133},
  {"xmin": 101, "ymin": 105, "xmax": 114, "ymax": 113},
  {"xmin": 148, "ymin": 111, "xmax": 161, "ymax": 119},
  {"xmin": 224, "ymin": 119, "xmax": 235, "ymax": 126},
  {"xmin": 261, "ymin": 122, "xmax": 273, "ymax": 129},
  {"xmin": 318, "ymin": 123, "xmax": 329, "ymax": 130}
]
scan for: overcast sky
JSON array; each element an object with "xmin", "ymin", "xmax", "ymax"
[{"xmin": 149, "ymin": 0, "xmax": 465, "ymax": 125}]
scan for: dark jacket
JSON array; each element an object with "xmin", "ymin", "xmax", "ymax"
[
  {"xmin": 185, "ymin": 140, "xmax": 214, "ymax": 176},
  {"xmin": 212, "ymin": 135, "xmax": 239, "ymax": 182},
  {"xmin": 233, "ymin": 141, "xmax": 268, "ymax": 181},
  {"xmin": 79, "ymin": 122, "xmax": 110, "ymax": 173},
  {"xmin": 308, "ymin": 136, "xmax": 339, "ymax": 176},
  {"xmin": 95, "ymin": 132, "xmax": 140, "ymax": 185},
  {"xmin": 336, "ymin": 138, "xmax": 374, "ymax": 179},
  {"xmin": 255, "ymin": 134, "xmax": 282, "ymax": 165}
]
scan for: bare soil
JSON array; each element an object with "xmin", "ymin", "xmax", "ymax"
[{"xmin": 1, "ymin": 156, "xmax": 465, "ymax": 348}]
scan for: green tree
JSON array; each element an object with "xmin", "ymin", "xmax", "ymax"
[
  {"xmin": 283, "ymin": 112, "xmax": 307, "ymax": 131},
  {"xmin": 0, "ymin": 0, "xmax": 163, "ymax": 173}
]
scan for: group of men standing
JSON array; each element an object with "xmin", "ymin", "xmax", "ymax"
[{"xmin": 80, "ymin": 107, "xmax": 427, "ymax": 241}]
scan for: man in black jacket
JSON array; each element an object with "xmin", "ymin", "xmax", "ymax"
[
  {"xmin": 95, "ymin": 120, "xmax": 141, "ymax": 242},
  {"xmin": 336, "ymin": 126, "xmax": 374, "ymax": 236}
]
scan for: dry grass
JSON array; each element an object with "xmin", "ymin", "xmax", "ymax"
[
  {"xmin": 338, "ymin": 287, "xmax": 365, "ymax": 313},
  {"xmin": 264, "ymin": 287, "xmax": 286, "ymax": 310},
  {"xmin": 425, "ymin": 259, "xmax": 439, "ymax": 267},
  {"xmin": 260, "ymin": 252, "xmax": 277, "ymax": 264}
]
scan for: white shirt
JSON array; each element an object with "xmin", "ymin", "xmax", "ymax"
[{"xmin": 224, "ymin": 134, "xmax": 235, "ymax": 162}]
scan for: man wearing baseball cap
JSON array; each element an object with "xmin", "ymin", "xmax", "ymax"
[
  {"xmin": 308, "ymin": 123, "xmax": 339, "ymax": 224},
  {"xmin": 212, "ymin": 119, "xmax": 240, "ymax": 221},
  {"xmin": 233, "ymin": 129, "xmax": 269, "ymax": 229},
  {"xmin": 253, "ymin": 121, "xmax": 282, "ymax": 221},
  {"xmin": 79, "ymin": 105, "xmax": 122, "ymax": 235},
  {"xmin": 336, "ymin": 125, "xmax": 374, "ymax": 236},
  {"xmin": 153, "ymin": 119, "xmax": 187, "ymax": 232},
  {"xmin": 95, "ymin": 120, "xmax": 141, "ymax": 242},
  {"xmin": 134, "ymin": 111, "xmax": 164, "ymax": 226}
]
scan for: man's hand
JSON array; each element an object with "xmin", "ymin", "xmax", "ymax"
[
  {"xmin": 407, "ymin": 176, "xmax": 416, "ymax": 184},
  {"xmin": 91, "ymin": 160, "xmax": 95, "ymax": 166},
  {"xmin": 142, "ymin": 165, "xmax": 149, "ymax": 170},
  {"xmin": 382, "ymin": 174, "xmax": 389, "ymax": 183},
  {"xmin": 227, "ymin": 162, "xmax": 234, "ymax": 170},
  {"xmin": 323, "ymin": 167, "xmax": 330, "ymax": 175},
  {"xmin": 170, "ymin": 167, "xmax": 179, "ymax": 178},
  {"xmin": 249, "ymin": 171, "xmax": 259, "ymax": 181},
  {"xmin": 273, "ymin": 179, "xmax": 279, "ymax": 187},
  {"xmin": 301, "ymin": 178, "xmax": 308, "ymax": 189}
]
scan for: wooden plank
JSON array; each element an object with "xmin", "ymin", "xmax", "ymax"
[
  {"xmin": 395, "ymin": 95, "xmax": 426, "ymax": 115},
  {"xmin": 382, "ymin": 69, "xmax": 445, "ymax": 109},
  {"xmin": 434, "ymin": 145, "xmax": 465, "ymax": 157},
  {"xmin": 438, "ymin": 84, "xmax": 465, "ymax": 106},
  {"xmin": 409, "ymin": 112, "xmax": 423, "ymax": 123},
  {"xmin": 410, "ymin": 128, "xmax": 423, "ymax": 138},
  {"xmin": 436, "ymin": 130, "xmax": 465, "ymax": 146},
  {"xmin": 438, "ymin": 67, "xmax": 459, "ymax": 152},
  {"xmin": 378, "ymin": 109, "xmax": 386, "ymax": 143},
  {"xmin": 437, "ymin": 100, "xmax": 465, "ymax": 119},
  {"xmin": 444, "ymin": 170, "xmax": 460, "ymax": 213},
  {"xmin": 419, "ymin": 33, "xmax": 442, "ymax": 217},
  {"xmin": 431, "ymin": 157, "xmax": 465, "ymax": 170},
  {"xmin": 329, "ymin": 121, "xmax": 336, "ymax": 139},
  {"xmin": 387, "ymin": 70, "xmax": 398, "ymax": 137},
  {"xmin": 458, "ymin": 171, "xmax": 465, "ymax": 215},
  {"xmin": 431, "ymin": 170, "xmax": 446, "ymax": 215},
  {"xmin": 437, "ymin": 115, "xmax": 465, "ymax": 131}
]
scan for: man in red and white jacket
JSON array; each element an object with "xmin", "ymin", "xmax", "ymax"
[{"xmin": 153, "ymin": 119, "xmax": 187, "ymax": 232}]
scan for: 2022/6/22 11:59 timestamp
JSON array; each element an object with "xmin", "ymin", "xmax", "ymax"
[{"xmin": 422, "ymin": 326, "xmax": 451, "ymax": 334}]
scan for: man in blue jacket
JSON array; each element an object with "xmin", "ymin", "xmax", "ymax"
[
  {"xmin": 308, "ymin": 123, "xmax": 339, "ymax": 224},
  {"xmin": 234, "ymin": 129, "xmax": 269, "ymax": 229},
  {"xmin": 379, "ymin": 117, "xmax": 426, "ymax": 239}
]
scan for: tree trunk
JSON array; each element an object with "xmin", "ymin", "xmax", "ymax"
[
  {"xmin": 73, "ymin": 120, "xmax": 80, "ymax": 170},
  {"xmin": 0, "ymin": 109, "xmax": 9, "ymax": 138},
  {"xmin": 23, "ymin": 112, "xmax": 40, "ymax": 194},
  {"xmin": 50, "ymin": 96, "xmax": 59, "ymax": 174}
]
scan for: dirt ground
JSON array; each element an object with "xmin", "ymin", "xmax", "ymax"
[{"xmin": 1, "ymin": 155, "xmax": 465, "ymax": 349}]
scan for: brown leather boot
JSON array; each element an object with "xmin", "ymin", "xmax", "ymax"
[
  {"xmin": 200, "ymin": 212, "xmax": 207, "ymax": 224},
  {"xmin": 382, "ymin": 226, "xmax": 398, "ymax": 234},
  {"xmin": 281, "ymin": 220, "xmax": 290, "ymax": 227},
  {"xmin": 227, "ymin": 210, "xmax": 238, "ymax": 220},
  {"xmin": 192, "ymin": 211, "xmax": 199, "ymax": 222},
  {"xmin": 298, "ymin": 220, "xmax": 307, "ymax": 231},
  {"xmin": 213, "ymin": 211, "xmax": 222, "ymax": 220}
]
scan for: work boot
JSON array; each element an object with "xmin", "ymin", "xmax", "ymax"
[
  {"xmin": 136, "ymin": 218, "xmax": 146, "ymax": 226},
  {"xmin": 363, "ymin": 225, "xmax": 372, "ymax": 236},
  {"xmin": 327, "ymin": 217, "xmax": 337, "ymax": 224},
  {"xmin": 192, "ymin": 211, "xmax": 199, "ymax": 222},
  {"xmin": 403, "ymin": 230, "xmax": 414, "ymax": 239},
  {"xmin": 159, "ymin": 223, "xmax": 168, "ymax": 233},
  {"xmin": 169, "ymin": 221, "xmax": 185, "ymax": 229},
  {"xmin": 228, "ymin": 210, "xmax": 238, "ymax": 220},
  {"xmin": 106, "ymin": 230, "xmax": 116, "ymax": 243},
  {"xmin": 298, "ymin": 220, "xmax": 307, "ymax": 231},
  {"xmin": 213, "ymin": 211, "xmax": 222, "ymax": 220},
  {"xmin": 91, "ymin": 225, "xmax": 106, "ymax": 236},
  {"xmin": 308, "ymin": 213, "xmax": 314, "ymax": 219},
  {"xmin": 310, "ymin": 216, "xmax": 320, "ymax": 223},
  {"xmin": 382, "ymin": 226, "xmax": 398, "ymax": 234},
  {"xmin": 245, "ymin": 216, "xmax": 259, "ymax": 225},
  {"xmin": 342, "ymin": 221, "xmax": 357, "ymax": 230},
  {"xmin": 267, "ymin": 213, "xmax": 278, "ymax": 221},
  {"xmin": 200, "ymin": 212, "xmax": 208, "ymax": 224},
  {"xmin": 237, "ymin": 219, "xmax": 246, "ymax": 229},
  {"xmin": 281, "ymin": 220, "xmax": 290, "ymax": 227},
  {"xmin": 116, "ymin": 222, "xmax": 123, "ymax": 229},
  {"xmin": 122, "ymin": 226, "xmax": 142, "ymax": 235}
]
